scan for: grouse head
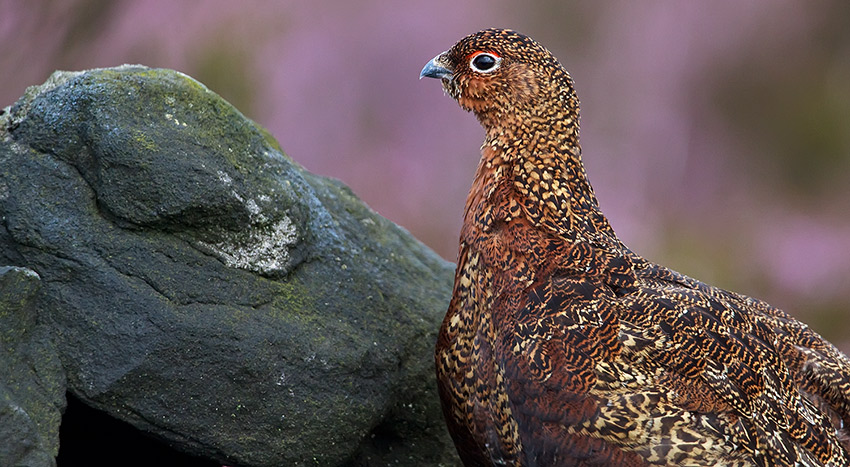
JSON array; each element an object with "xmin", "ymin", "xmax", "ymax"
[{"xmin": 420, "ymin": 28, "xmax": 579, "ymax": 132}]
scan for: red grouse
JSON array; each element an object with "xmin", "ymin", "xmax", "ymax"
[{"xmin": 421, "ymin": 28, "xmax": 850, "ymax": 466}]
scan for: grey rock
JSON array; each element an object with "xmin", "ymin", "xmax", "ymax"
[
  {"xmin": 0, "ymin": 266, "xmax": 64, "ymax": 467},
  {"xmin": 0, "ymin": 66, "xmax": 457, "ymax": 466}
]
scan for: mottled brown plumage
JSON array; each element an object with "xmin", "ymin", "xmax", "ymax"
[{"xmin": 421, "ymin": 28, "xmax": 850, "ymax": 466}]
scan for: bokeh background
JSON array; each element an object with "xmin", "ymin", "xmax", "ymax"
[{"xmin": 3, "ymin": 1, "xmax": 849, "ymax": 351}]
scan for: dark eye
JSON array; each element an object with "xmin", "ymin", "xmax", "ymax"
[{"xmin": 470, "ymin": 53, "xmax": 501, "ymax": 73}]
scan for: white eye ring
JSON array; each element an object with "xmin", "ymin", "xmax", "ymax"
[{"xmin": 470, "ymin": 53, "xmax": 502, "ymax": 73}]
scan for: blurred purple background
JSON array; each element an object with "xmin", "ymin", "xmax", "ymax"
[{"xmin": 3, "ymin": 1, "xmax": 849, "ymax": 351}]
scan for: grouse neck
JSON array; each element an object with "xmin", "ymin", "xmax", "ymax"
[{"xmin": 479, "ymin": 106, "xmax": 614, "ymax": 239}]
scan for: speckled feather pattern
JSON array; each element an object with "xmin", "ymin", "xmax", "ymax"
[{"xmin": 426, "ymin": 29, "xmax": 850, "ymax": 466}]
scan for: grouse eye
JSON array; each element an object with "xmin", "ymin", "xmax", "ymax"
[{"xmin": 470, "ymin": 53, "xmax": 501, "ymax": 73}]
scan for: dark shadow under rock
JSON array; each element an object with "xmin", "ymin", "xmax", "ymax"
[{"xmin": 58, "ymin": 392, "xmax": 219, "ymax": 467}]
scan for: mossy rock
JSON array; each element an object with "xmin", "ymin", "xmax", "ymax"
[{"xmin": 0, "ymin": 66, "xmax": 458, "ymax": 466}]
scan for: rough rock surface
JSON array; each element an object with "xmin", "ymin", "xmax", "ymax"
[
  {"xmin": 0, "ymin": 266, "xmax": 64, "ymax": 467},
  {"xmin": 0, "ymin": 65, "xmax": 457, "ymax": 466}
]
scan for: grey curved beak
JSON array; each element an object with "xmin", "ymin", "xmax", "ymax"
[{"xmin": 420, "ymin": 53, "xmax": 453, "ymax": 80}]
